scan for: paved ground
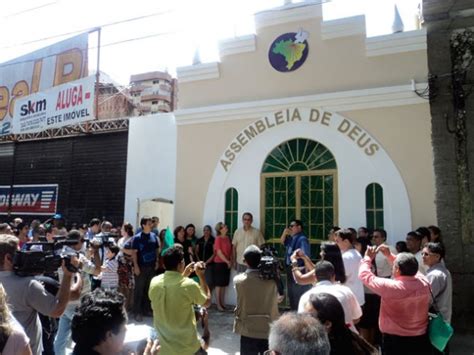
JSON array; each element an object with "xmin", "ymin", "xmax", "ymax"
[
  {"xmin": 119, "ymin": 307, "xmax": 240, "ymax": 355},
  {"xmin": 450, "ymin": 333, "xmax": 474, "ymax": 355},
  {"xmin": 69, "ymin": 308, "xmax": 474, "ymax": 354}
]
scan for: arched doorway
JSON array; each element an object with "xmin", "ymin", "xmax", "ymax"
[{"xmin": 261, "ymin": 138, "xmax": 338, "ymax": 252}]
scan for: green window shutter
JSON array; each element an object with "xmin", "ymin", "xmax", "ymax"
[
  {"xmin": 225, "ymin": 188, "xmax": 238, "ymax": 236},
  {"xmin": 366, "ymin": 183, "xmax": 384, "ymax": 230}
]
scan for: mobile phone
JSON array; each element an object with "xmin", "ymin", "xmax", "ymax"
[{"xmin": 149, "ymin": 327, "xmax": 159, "ymax": 342}]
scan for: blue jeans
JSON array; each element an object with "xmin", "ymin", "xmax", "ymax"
[{"xmin": 54, "ymin": 305, "xmax": 76, "ymax": 355}]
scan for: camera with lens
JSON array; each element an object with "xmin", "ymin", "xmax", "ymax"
[
  {"xmin": 258, "ymin": 244, "xmax": 282, "ymax": 281},
  {"xmin": 13, "ymin": 236, "xmax": 80, "ymax": 277},
  {"xmin": 89, "ymin": 232, "xmax": 117, "ymax": 248}
]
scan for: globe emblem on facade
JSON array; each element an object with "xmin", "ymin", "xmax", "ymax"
[{"xmin": 268, "ymin": 30, "xmax": 309, "ymax": 72}]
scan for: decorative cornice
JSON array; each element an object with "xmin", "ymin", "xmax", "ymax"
[
  {"xmin": 176, "ymin": 63, "xmax": 220, "ymax": 83},
  {"xmin": 218, "ymin": 35, "xmax": 256, "ymax": 57},
  {"xmin": 254, "ymin": 1, "xmax": 322, "ymax": 30},
  {"xmin": 321, "ymin": 15, "xmax": 366, "ymax": 40},
  {"xmin": 175, "ymin": 83, "xmax": 428, "ymax": 125},
  {"xmin": 366, "ymin": 29, "xmax": 427, "ymax": 57}
]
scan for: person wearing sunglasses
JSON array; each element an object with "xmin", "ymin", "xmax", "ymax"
[
  {"xmin": 422, "ymin": 243, "xmax": 452, "ymax": 325},
  {"xmin": 280, "ymin": 220, "xmax": 311, "ymax": 310}
]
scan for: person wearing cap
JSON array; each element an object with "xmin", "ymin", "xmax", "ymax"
[
  {"xmin": 13, "ymin": 217, "xmax": 23, "ymax": 228},
  {"xmin": 233, "ymin": 245, "xmax": 280, "ymax": 355},
  {"xmin": 52, "ymin": 214, "xmax": 67, "ymax": 236}
]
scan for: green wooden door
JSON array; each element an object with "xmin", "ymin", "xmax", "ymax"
[
  {"xmin": 261, "ymin": 139, "xmax": 338, "ymax": 250},
  {"xmin": 263, "ymin": 175, "xmax": 297, "ymax": 243},
  {"xmin": 300, "ymin": 174, "xmax": 335, "ymax": 240}
]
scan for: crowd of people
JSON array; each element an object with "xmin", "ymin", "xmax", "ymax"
[{"xmin": 0, "ymin": 212, "xmax": 452, "ymax": 355}]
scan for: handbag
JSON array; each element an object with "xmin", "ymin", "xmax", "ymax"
[{"xmin": 428, "ymin": 287, "xmax": 453, "ymax": 352}]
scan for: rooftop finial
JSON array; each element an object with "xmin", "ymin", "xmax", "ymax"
[
  {"xmin": 192, "ymin": 47, "xmax": 201, "ymax": 65},
  {"xmin": 392, "ymin": 4, "xmax": 405, "ymax": 33}
]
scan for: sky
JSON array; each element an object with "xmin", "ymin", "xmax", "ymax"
[{"xmin": 0, "ymin": 0, "xmax": 421, "ymax": 85}]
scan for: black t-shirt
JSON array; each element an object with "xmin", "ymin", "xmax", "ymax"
[
  {"xmin": 175, "ymin": 238, "xmax": 193, "ymax": 265},
  {"xmin": 196, "ymin": 236, "xmax": 215, "ymax": 262}
]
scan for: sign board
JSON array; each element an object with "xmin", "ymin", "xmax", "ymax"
[
  {"xmin": 0, "ymin": 184, "xmax": 58, "ymax": 215},
  {"xmin": 0, "ymin": 33, "xmax": 89, "ymax": 135},
  {"xmin": 12, "ymin": 75, "xmax": 95, "ymax": 134}
]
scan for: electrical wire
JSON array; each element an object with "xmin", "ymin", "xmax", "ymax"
[
  {"xmin": 0, "ymin": 0, "xmax": 329, "ymax": 50},
  {"xmin": 1, "ymin": 1, "xmax": 58, "ymax": 19},
  {"xmin": 0, "ymin": 9, "xmax": 173, "ymax": 50},
  {"xmin": 0, "ymin": 29, "xmax": 179, "ymax": 69}
]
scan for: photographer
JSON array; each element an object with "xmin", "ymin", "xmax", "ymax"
[
  {"xmin": 234, "ymin": 245, "xmax": 279, "ymax": 355},
  {"xmin": 90, "ymin": 221, "xmax": 114, "ymax": 290},
  {"xmin": 148, "ymin": 245, "xmax": 211, "ymax": 355},
  {"xmin": 0, "ymin": 234, "xmax": 78, "ymax": 355},
  {"xmin": 280, "ymin": 220, "xmax": 311, "ymax": 310},
  {"xmin": 54, "ymin": 230, "xmax": 101, "ymax": 355}
]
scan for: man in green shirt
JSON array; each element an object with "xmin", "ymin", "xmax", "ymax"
[{"xmin": 149, "ymin": 245, "xmax": 211, "ymax": 355}]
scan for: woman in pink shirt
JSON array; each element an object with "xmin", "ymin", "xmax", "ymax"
[{"xmin": 213, "ymin": 222, "xmax": 232, "ymax": 311}]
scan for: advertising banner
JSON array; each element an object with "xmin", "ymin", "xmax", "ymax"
[
  {"xmin": 0, "ymin": 33, "xmax": 89, "ymax": 135},
  {"xmin": 0, "ymin": 184, "xmax": 58, "ymax": 215},
  {"xmin": 12, "ymin": 75, "xmax": 95, "ymax": 134}
]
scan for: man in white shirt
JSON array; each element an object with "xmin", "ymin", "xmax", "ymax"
[
  {"xmin": 335, "ymin": 229, "xmax": 365, "ymax": 306},
  {"xmin": 298, "ymin": 261, "xmax": 362, "ymax": 333},
  {"xmin": 406, "ymin": 231, "xmax": 427, "ymax": 274},
  {"xmin": 232, "ymin": 212, "xmax": 265, "ymax": 273},
  {"xmin": 372, "ymin": 229, "xmax": 397, "ymax": 278}
]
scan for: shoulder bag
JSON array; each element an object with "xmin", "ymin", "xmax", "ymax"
[{"xmin": 428, "ymin": 287, "xmax": 453, "ymax": 352}]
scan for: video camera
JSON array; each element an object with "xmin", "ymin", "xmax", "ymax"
[
  {"xmin": 258, "ymin": 244, "xmax": 283, "ymax": 281},
  {"xmin": 89, "ymin": 232, "xmax": 117, "ymax": 248},
  {"xmin": 13, "ymin": 236, "xmax": 80, "ymax": 277}
]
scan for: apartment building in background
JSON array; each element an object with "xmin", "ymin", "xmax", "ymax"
[{"xmin": 129, "ymin": 71, "xmax": 178, "ymax": 115}]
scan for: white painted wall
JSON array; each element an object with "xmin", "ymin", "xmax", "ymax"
[
  {"xmin": 124, "ymin": 113, "xmax": 177, "ymax": 228},
  {"xmin": 203, "ymin": 108, "xmax": 412, "ymax": 247}
]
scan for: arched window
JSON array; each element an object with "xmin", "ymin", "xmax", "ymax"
[
  {"xmin": 261, "ymin": 138, "xmax": 338, "ymax": 246},
  {"xmin": 366, "ymin": 183, "xmax": 384, "ymax": 230},
  {"xmin": 225, "ymin": 188, "xmax": 238, "ymax": 236}
]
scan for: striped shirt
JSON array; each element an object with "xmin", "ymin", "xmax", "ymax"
[{"xmin": 101, "ymin": 258, "xmax": 119, "ymax": 289}]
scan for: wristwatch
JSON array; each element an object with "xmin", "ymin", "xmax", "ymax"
[{"xmin": 291, "ymin": 260, "xmax": 298, "ymax": 268}]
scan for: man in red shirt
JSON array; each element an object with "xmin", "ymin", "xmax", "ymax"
[{"xmin": 359, "ymin": 246, "xmax": 431, "ymax": 355}]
